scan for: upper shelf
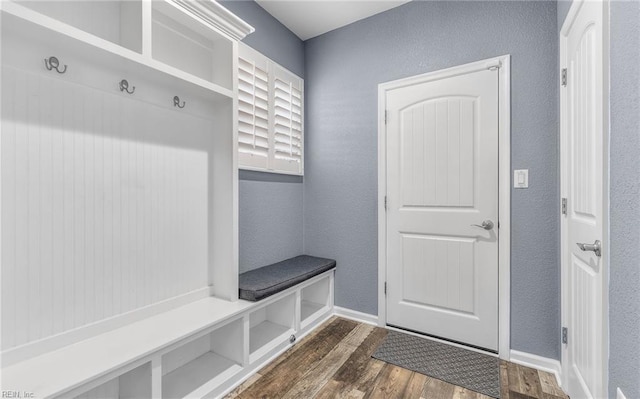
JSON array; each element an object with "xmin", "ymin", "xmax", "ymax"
[{"xmin": 2, "ymin": 0, "xmax": 254, "ymax": 98}]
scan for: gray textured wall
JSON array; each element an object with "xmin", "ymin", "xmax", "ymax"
[
  {"xmin": 219, "ymin": 0, "xmax": 304, "ymax": 77},
  {"xmin": 220, "ymin": 0, "xmax": 306, "ymax": 272},
  {"xmin": 608, "ymin": 1, "xmax": 640, "ymax": 397},
  {"xmin": 304, "ymin": 1, "xmax": 560, "ymax": 359},
  {"xmin": 556, "ymin": 0, "xmax": 572, "ymax": 31},
  {"xmin": 239, "ymin": 171, "xmax": 304, "ymax": 273}
]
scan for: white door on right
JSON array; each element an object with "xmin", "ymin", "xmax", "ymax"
[{"xmin": 561, "ymin": 1, "xmax": 606, "ymax": 397}]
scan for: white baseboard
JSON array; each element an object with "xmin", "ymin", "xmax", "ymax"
[
  {"xmin": 333, "ymin": 306, "xmax": 379, "ymax": 326},
  {"xmin": 510, "ymin": 349, "xmax": 562, "ymax": 386},
  {"xmin": 617, "ymin": 388, "xmax": 627, "ymax": 399}
]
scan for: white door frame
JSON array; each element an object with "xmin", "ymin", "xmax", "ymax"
[
  {"xmin": 377, "ymin": 55, "xmax": 511, "ymax": 359},
  {"xmin": 560, "ymin": 0, "xmax": 609, "ymax": 394}
]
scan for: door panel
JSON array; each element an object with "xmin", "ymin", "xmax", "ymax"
[
  {"xmin": 386, "ymin": 67, "xmax": 499, "ymax": 351},
  {"xmin": 562, "ymin": 1, "xmax": 606, "ymax": 397},
  {"xmin": 401, "ymin": 234, "xmax": 475, "ymax": 314},
  {"xmin": 400, "ymin": 98, "xmax": 476, "ymax": 207}
]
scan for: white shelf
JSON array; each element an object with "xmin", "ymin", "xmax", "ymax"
[
  {"xmin": 161, "ymin": 317, "xmax": 244, "ymax": 398},
  {"xmin": 14, "ymin": 0, "xmax": 143, "ymax": 53},
  {"xmin": 162, "ymin": 352, "xmax": 241, "ymax": 399},
  {"xmin": 74, "ymin": 363, "xmax": 151, "ymax": 399},
  {"xmin": 249, "ymin": 321, "xmax": 291, "ymax": 355},
  {"xmin": 248, "ymin": 294, "xmax": 296, "ymax": 362},
  {"xmin": 151, "ymin": 1, "xmax": 236, "ymax": 91},
  {"xmin": 1, "ymin": 1, "xmax": 235, "ymax": 100},
  {"xmin": 301, "ymin": 300, "xmax": 325, "ymax": 322},
  {"xmin": 300, "ymin": 276, "xmax": 332, "ymax": 328}
]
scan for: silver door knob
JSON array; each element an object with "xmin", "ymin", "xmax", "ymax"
[
  {"xmin": 471, "ymin": 220, "xmax": 494, "ymax": 230},
  {"xmin": 577, "ymin": 240, "xmax": 601, "ymax": 257}
]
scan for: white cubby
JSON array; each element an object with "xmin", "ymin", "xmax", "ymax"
[
  {"xmin": 249, "ymin": 294, "xmax": 296, "ymax": 362},
  {"xmin": 152, "ymin": 1, "xmax": 234, "ymax": 91},
  {"xmin": 15, "ymin": 0, "xmax": 143, "ymax": 53},
  {"xmin": 301, "ymin": 277, "xmax": 332, "ymax": 328},
  {"xmin": 74, "ymin": 362, "xmax": 151, "ymax": 399},
  {"xmin": 161, "ymin": 318, "xmax": 244, "ymax": 399}
]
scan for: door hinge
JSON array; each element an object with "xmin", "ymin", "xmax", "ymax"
[
  {"xmin": 562, "ymin": 327, "xmax": 568, "ymax": 344},
  {"xmin": 385, "ymin": 110, "xmax": 388, "ymax": 125},
  {"xmin": 562, "ymin": 198, "xmax": 567, "ymax": 215},
  {"xmin": 384, "ymin": 196, "xmax": 388, "ymax": 211},
  {"xmin": 561, "ymin": 68, "xmax": 567, "ymax": 87},
  {"xmin": 384, "ymin": 282, "xmax": 387, "ymax": 295}
]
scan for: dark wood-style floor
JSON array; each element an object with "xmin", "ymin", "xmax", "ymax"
[{"xmin": 226, "ymin": 317, "xmax": 569, "ymax": 399}]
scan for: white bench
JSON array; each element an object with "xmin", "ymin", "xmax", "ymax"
[{"xmin": 1, "ymin": 271, "xmax": 334, "ymax": 399}]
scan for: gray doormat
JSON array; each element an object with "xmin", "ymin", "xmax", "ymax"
[{"xmin": 372, "ymin": 330, "xmax": 500, "ymax": 398}]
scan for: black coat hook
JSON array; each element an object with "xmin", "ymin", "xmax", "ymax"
[
  {"xmin": 44, "ymin": 56, "xmax": 67, "ymax": 74},
  {"xmin": 173, "ymin": 96, "xmax": 186, "ymax": 108},
  {"xmin": 119, "ymin": 79, "xmax": 135, "ymax": 94}
]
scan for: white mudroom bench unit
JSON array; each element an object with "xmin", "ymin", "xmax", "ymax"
[
  {"xmin": 0, "ymin": 1, "xmax": 334, "ymax": 398},
  {"xmin": 2, "ymin": 270, "xmax": 334, "ymax": 398}
]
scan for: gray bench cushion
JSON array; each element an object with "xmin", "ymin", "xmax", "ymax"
[{"xmin": 239, "ymin": 255, "xmax": 336, "ymax": 301}]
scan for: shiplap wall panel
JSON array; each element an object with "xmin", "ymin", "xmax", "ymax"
[{"xmin": 1, "ymin": 67, "xmax": 212, "ymax": 350}]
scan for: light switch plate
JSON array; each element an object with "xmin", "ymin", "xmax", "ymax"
[{"xmin": 514, "ymin": 169, "xmax": 529, "ymax": 188}]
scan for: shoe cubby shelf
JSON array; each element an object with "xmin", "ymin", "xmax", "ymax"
[
  {"xmin": 75, "ymin": 363, "xmax": 153, "ymax": 399},
  {"xmin": 301, "ymin": 275, "xmax": 332, "ymax": 329},
  {"xmin": 161, "ymin": 319, "xmax": 245, "ymax": 398},
  {"xmin": 249, "ymin": 294, "xmax": 296, "ymax": 363}
]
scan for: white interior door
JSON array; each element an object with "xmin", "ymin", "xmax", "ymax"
[
  {"xmin": 561, "ymin": 1, "xmax": 607, "ymax": 397},
  {"xmin": 384, "ymin": 63, "xmax": 500, "ymax": 351}
]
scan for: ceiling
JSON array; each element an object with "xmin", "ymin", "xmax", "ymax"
[{"xmin": 254, "ymin": 0, "xmax": 411, "ymax": 41}]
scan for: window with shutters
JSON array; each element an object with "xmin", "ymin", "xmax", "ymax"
[{"xmin": 238, "ymin": 44, "xmax": 304, "ymax": 175}]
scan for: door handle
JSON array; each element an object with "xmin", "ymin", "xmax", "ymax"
[
  {"xmin": 471, "ymin": 220, "xmax": 494, "ymax": 230},
  {"xmin": 577, "ymin": 240, "xmax": 601, "ymax": 257}
]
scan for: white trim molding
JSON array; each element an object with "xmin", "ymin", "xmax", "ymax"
[
  {"xmin": 377, "ymin": 55, "xmax": 511, "ymax": 360},
  {"xmin": 510, "ymin": 350, "xmax": 563, "ymax": 388},
  {"xmin": 165, "ymin": 0, "xmax": 255, "ymax": 41},
  {"xmin": 333, "ymin": 307, "xmax": 379, "ymax": 326}
]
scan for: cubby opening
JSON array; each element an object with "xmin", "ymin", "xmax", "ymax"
[
  {"xmin": 301, "ymin": 277, "xmax": 331, "ymax": 328},
  {"xmin": 249, "ymin": 294, "xmax": 295, "ymax": 362},
  {"xmin": 152, "ymin": 2, "xmax": 233, "ymax": 91},
  {"xmin": 74, "ymin": 362, "xmax": 151, "ymax": 399},
  {"xmin": 16, "ymin": 0, "xmax": 143, "ymax": 53},
  {"xmin": 161, "ymin": 319, "xmax": 244, "ymax": 399}
]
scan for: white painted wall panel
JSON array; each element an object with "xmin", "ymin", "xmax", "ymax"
[{"xmin": 1, "ymin": 67, "xmax": 212, "ymax": 350}]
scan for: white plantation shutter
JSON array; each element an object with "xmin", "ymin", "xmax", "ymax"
[
  {"xmin": 272, "ymin": 70, "xmax": 303, "ymax": 174},
  {"xmin": 238, "ymin": 50, "xmax": 269, "ymax": 169},
  {"xmin": 237, "ymin": 44, "xmax": 304, "ymax": 175}
]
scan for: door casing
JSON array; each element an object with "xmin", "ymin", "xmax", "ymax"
[
  {"xmin": 377, "ymin": 55, "xmax": 511, "ymax": 360},
  {"xmin": 560, "ymin": 0, "xmax": 609, "ymax": 395}
]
